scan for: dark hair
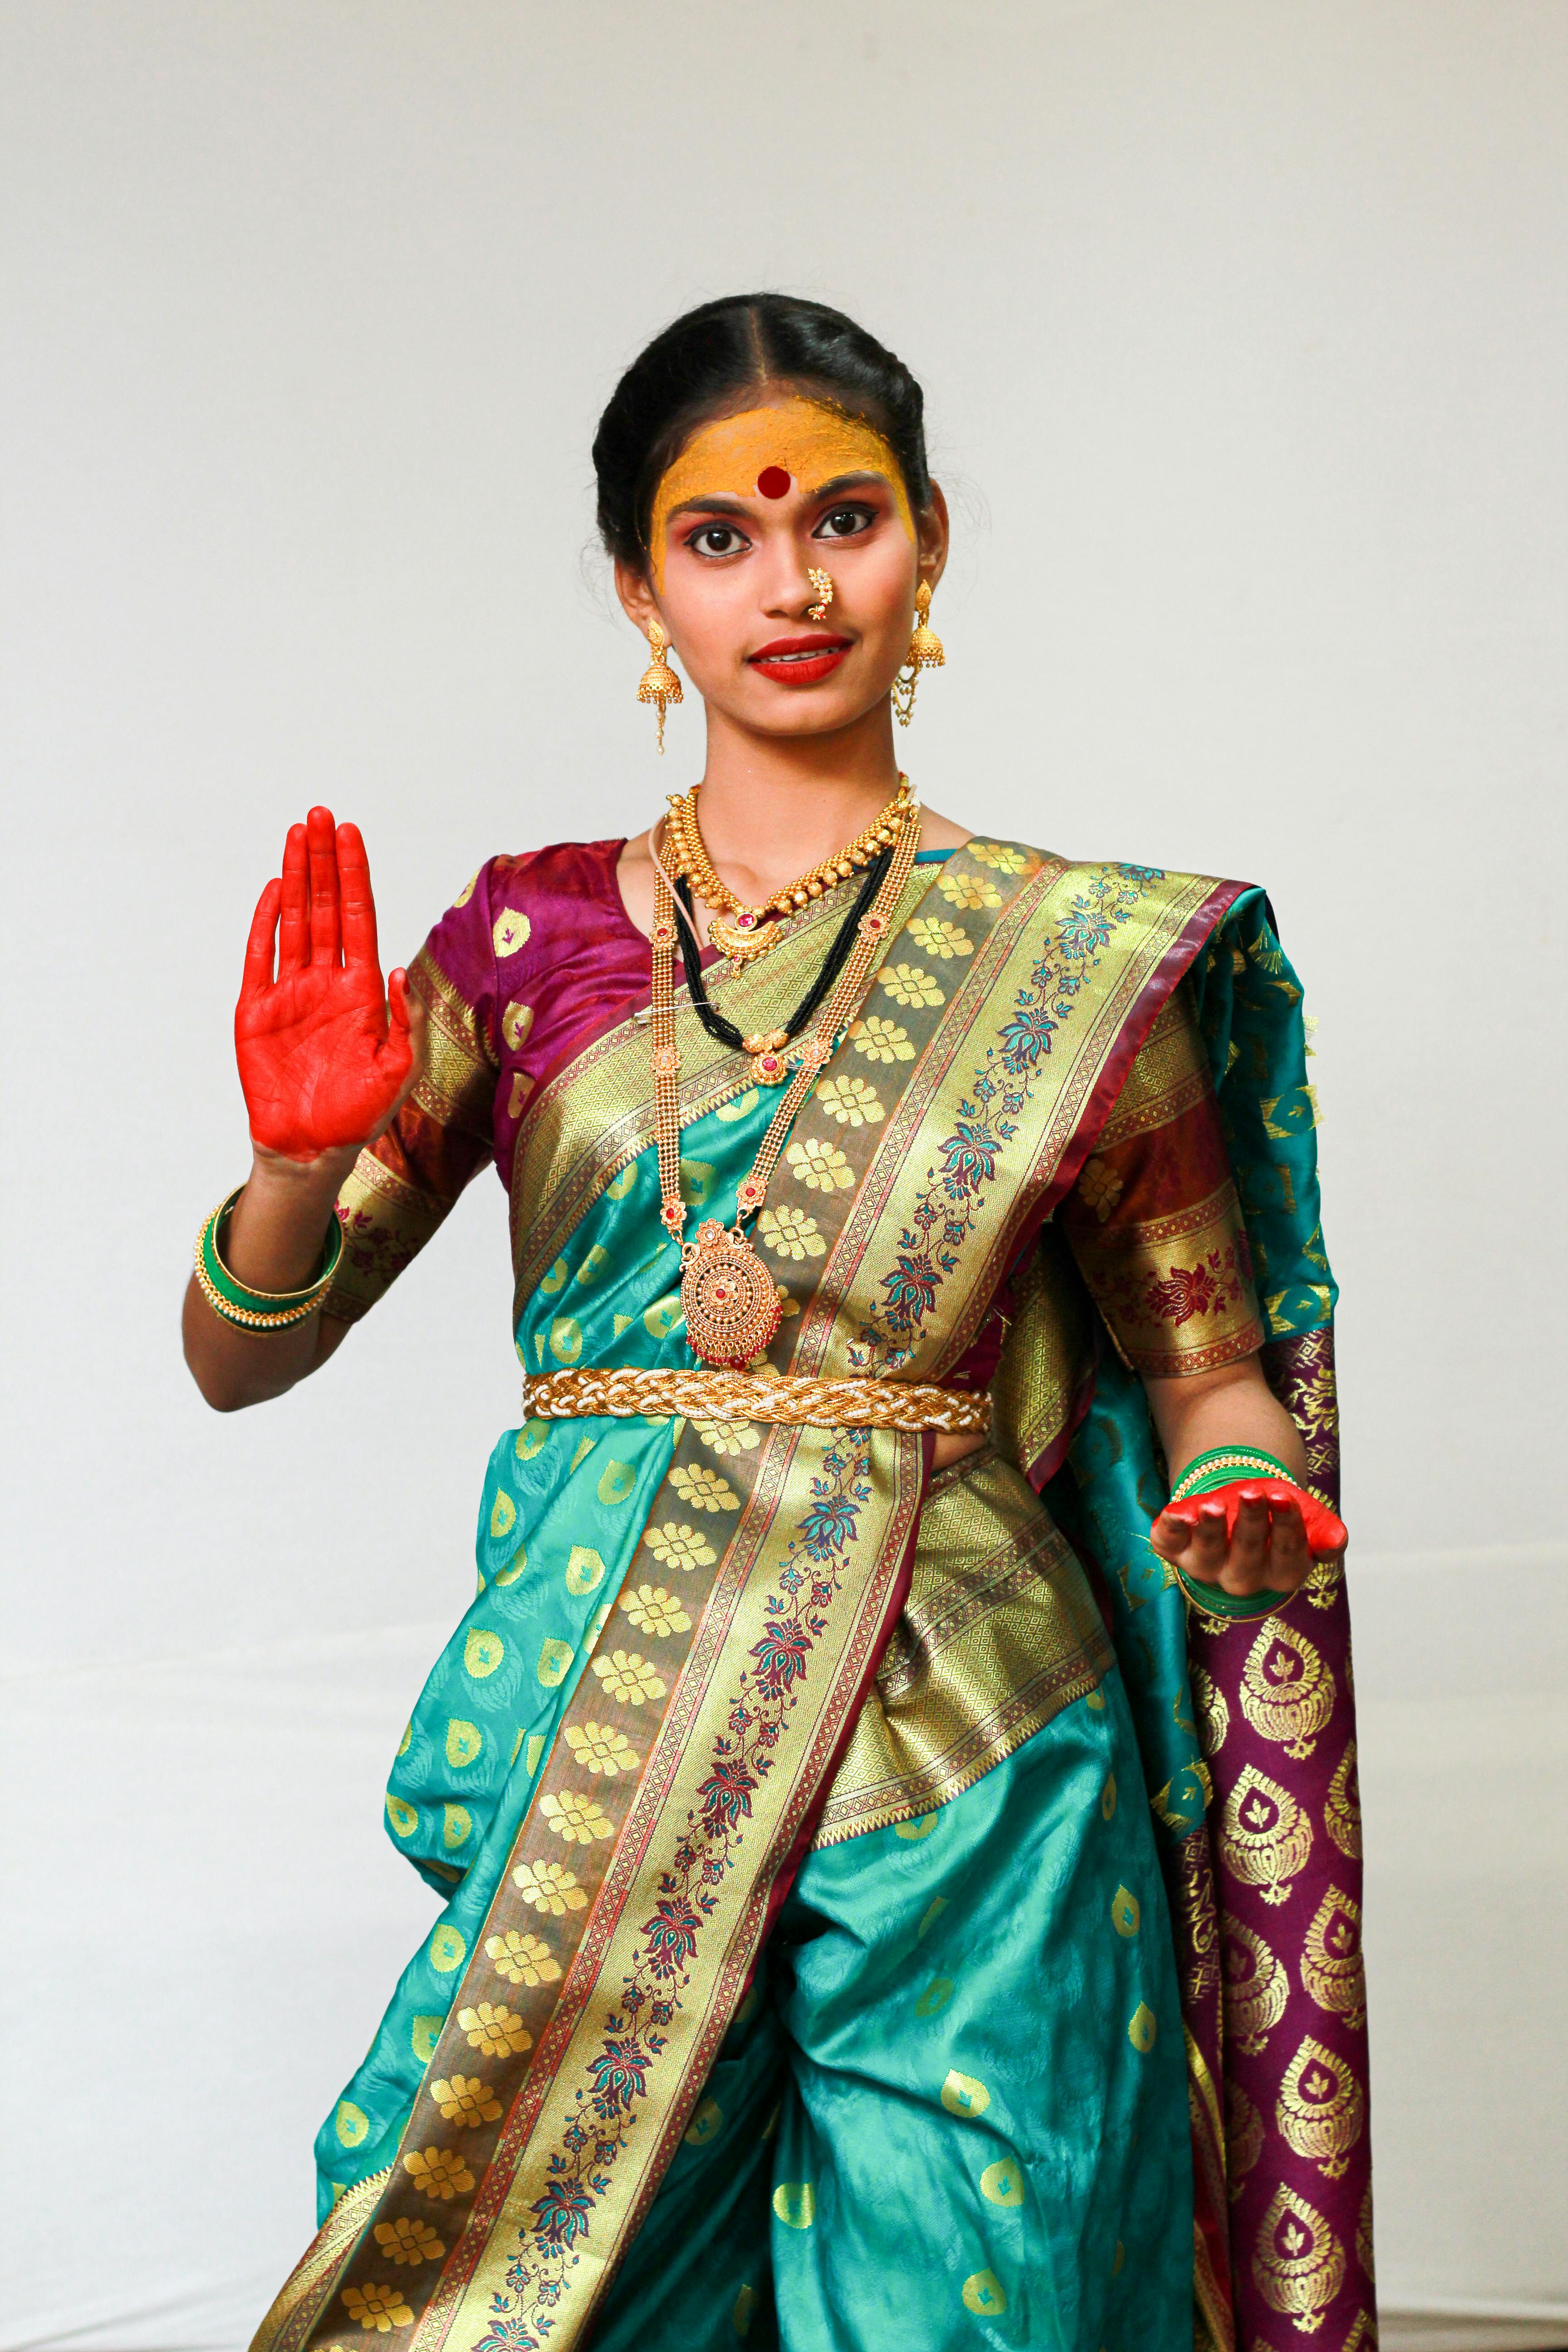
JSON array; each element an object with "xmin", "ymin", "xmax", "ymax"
[{"xmin": 593, "ymin": 292, "xmax": 931, "ymax": 571}]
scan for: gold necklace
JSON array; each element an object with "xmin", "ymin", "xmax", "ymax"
[
  {"xmin": 650, "ymin": 803, "xmax": 921, "ymax": 1368},
  {"xmin": 664, "ymin": 776, "xmax": 914, "ymax": 964}
]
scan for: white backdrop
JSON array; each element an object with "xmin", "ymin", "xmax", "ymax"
[{"xmin": 2, "ymin": 5, "xmax": 1564, "ymax": 2347}]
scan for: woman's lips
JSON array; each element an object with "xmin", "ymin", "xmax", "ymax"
[{"xmin": 748, "ymin": 634, "xmax": 853, "ymax": 686}]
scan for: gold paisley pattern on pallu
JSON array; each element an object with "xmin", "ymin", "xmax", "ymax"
[
  {"xmin": 1191, "ymin": 1297, "xmax": 1375, "ymax": 2345},
  {"xmin": 255, "ymin": 848, "xmax": 1248, "ymax": 2352}
]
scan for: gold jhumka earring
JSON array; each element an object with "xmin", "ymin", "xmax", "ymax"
[
  {"xmin": 805, "ymin": 567, "xmax": 833, "ymax": 622},
  {"xmin": 891, "ymin": 580, "xmax": 944, "ymax": 726},
  {"xmin": 637, "ymin": 619, "xmax": 683, "ymax": 753}
]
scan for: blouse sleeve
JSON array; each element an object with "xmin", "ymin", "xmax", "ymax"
[
  {"xmin": 1057, "ymin": 977, "xmax": 1264, "ymax": 1378},
  {"xmin": 320, "ymin": 861, "xmax": 505, "ymax": 1326}
]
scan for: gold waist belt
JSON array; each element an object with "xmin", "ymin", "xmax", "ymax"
[{"xmin": 523, "ymin": 1367, "xmax": 991, "ymax": 1436}]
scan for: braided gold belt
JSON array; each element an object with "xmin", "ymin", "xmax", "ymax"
[{"xmin": 522, "ymin": 1367, "xmax": 990, "ymax": 1436}]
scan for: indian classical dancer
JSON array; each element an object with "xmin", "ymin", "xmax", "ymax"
[{"xmin": 186, "ymin": 294, "xmax": 1372, "ymax": 2352}]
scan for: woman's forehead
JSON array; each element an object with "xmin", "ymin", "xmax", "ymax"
[{"xmin": 649, "ymin": 399, "xmax": 914, "ymax": 583}]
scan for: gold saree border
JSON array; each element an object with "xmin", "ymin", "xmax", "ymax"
[
  {"xmin": 813, "ymin": 1446, "xmax": 1112, "ymax": 1842},
  {"xmin": 249, "ymin": 2173, "xmax": 387, "ymax": 2352},
  {"xmin": 782, "ymin": 852, "xmax": 1240, "ymax": 1390},
  {"xmin": 435, "ymin": 1429, "xmax": 922, "ymax": 2348}
]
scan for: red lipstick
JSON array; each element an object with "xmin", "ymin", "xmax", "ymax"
[{"xmin": 748, "ymin": 633, "xmax": 852, "ymax": 686}]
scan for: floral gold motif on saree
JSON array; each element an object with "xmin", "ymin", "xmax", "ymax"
[
  {"xmin": 1275, "ymin": 2035, "xmax": 1366, "ymax": 2180},
  {"xmin": 1301, "ymin": 1886, "xmax": 1367, "ymax": 2029},
  {"xmin": 1238, "ymin": 1622, "xmax": 1335, "ymax": 1759},
  {"xmin": 1191, "ymin": 1664, "xmax": 1229, "ymax": 1758},
  {"xmin": 1304, "ymin": 1555, "xmax": 1343, "ymax": 1609},
  {"xmin": 1219, "ymin": 1765, "xmax": 1314, "ymax": 1906},
  {"xmin": 1220, "ymin": 1919, "xmax": 1289, "ymax": 2057},
  {"xmin": 1225, "ymin": 2079, "xmax": 1264, "ymax": 2200},
  {"xmin": 1251, "ymin": 2183, "xmax": 1347, "ymax": 2334},
  {"xmin": 1324, "ymin": 1740, "xmax": 1362, "ymax": 1860}
]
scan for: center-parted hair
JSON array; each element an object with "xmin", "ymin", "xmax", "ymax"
[{"xmin": 593, "ymin": 293, "xmax": 931, "ymax": 571}]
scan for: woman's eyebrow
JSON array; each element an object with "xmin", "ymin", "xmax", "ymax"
[
  {"xmin": 806, "ymin": 470, "xmax": 888, "ymax": 501},
  {"xmin": 666, "ymin": 493, "xmax": 752, "ymax": 523}
]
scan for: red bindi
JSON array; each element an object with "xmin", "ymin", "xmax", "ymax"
[{"xmin": 756, "ymin": 466, "xmax": 791, "ymax": 499}]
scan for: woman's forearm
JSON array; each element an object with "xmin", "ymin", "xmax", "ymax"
[
  {"xmin": 182, "ymin": 1148, "xmax": 355, "ymax": 1411},
  {"xmin": 1142, "ymin": 1354, "xmax": 1307, "ymax": 1487}
]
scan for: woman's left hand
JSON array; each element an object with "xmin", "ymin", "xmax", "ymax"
[{"xmin": 1148, "ymin": 1480, "xmax": 1347, "ymax": 1603}]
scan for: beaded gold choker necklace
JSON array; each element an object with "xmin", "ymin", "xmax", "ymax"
[
  {"xmin": 650, "ymin": 801, "xmax": 921, "ymax": 1368},
  {"xmin": 664, "ymin": 776, "xmax": 914, "ymax": 965}
]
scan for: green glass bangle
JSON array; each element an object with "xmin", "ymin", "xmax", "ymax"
[
  {"xmin": 194, "ymin": 1186, "xmax": 343, "ymax": 1333},
  {"xmin": 1168, "ymin": 1446, "xmax": 1297, "ymax": 1503},
  {"xmin": 1173, "ymin": 1564, "xmax": 1284, "ymax": 1621}
]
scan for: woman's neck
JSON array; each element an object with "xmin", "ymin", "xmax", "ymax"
[{"xmin": 689, "ymin": 699, "xmax": 906, "ymax": 906}]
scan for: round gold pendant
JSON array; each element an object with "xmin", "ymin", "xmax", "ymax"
[{"xmin": 681, "ymin": 1220, "xmax": 783, "ymax": 1368}]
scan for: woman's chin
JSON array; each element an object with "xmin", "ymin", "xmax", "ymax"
[{"xmin": 714, "ymin": 681, "xmax": 896, "ymax": 740}]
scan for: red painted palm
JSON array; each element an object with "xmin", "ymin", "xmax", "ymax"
[{"xmin": 235, "ymin": 805, "xmax": 415, "ymax": 1159}]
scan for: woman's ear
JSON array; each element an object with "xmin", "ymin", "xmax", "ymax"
[
  {"xmin": 614, "ymin": 558, "xmax": 659, "ymax": 639},
  {"xmin": 918, "ymin": 482, "xmax": 951, "ymax": 596}
]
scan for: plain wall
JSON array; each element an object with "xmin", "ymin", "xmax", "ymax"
[{"xmin": 2, "ymin": 3, "xmax": 1563, "ymax": 2345}]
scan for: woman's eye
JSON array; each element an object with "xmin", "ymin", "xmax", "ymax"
[
  {"xmin": 688, "ymin": 524, "xmax": 748, "ymax": 558},
  {"xmin": 814, "ymin": 505, "xmax": 875, "ymax": 540}
]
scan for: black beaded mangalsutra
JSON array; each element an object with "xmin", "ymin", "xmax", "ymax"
[{"xmin": 673, "ymin": 847, "xmax": 894, "ymax": 1057}]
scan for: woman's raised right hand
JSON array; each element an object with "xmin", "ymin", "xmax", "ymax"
[{"xmin": 236, "ymin": 806, "xmax": 421, "ymax": 1161}]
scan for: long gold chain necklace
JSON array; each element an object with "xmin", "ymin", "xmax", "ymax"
[
  {"xmin": 664, "ymin": 775, "xmax": 914, "ymax": 964},
  {"xmin": 650, "ymin": 802, "xmax": 922, "ymax": 1368}
]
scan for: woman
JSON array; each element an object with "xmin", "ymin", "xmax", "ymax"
[{"xmin": 187, "ymin": 295, "xmax": 1371, "ymax": 2352}]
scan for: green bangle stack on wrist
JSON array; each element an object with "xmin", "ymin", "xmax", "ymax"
[
  {"xmin": 193, "ymin": 1186, "xmax": 343, "ymax": 1332},
  {"xmin": 1166, "ymin": 1445, "xmax": 1298, "ymax": 1622}
]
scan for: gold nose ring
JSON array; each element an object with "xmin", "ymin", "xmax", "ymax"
[{"xmin": 806, "ymin": 568, "xmax": 833, "ymax": 622}]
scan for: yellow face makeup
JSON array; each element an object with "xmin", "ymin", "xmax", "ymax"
[{"xmin": 648, "ymin": 398, "xmax": 916, "ymax": 589}]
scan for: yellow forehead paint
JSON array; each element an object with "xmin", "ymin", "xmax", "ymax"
[{"xmin": 648, "ymin": 399, "xmax": 915, "ymax": 589}]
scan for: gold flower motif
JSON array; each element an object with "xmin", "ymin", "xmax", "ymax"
[
  {"xmin": 937, "ymin": 868, "xmax": 1001, "ymax": 910},
  {"xmin": 670, "ymin": 1461, "xmax": 740, "ymax": 1511},
  {"xmin": 759, "ymin": 1203, "xmax": 826, "ymax": 1260},
  {"xmin": 849, "ymin": 1015, "xmax": 915, "ymax": 1064},
  {"xmin": 488, "ymin": 1925, "xmax": 564, "ymax": 1982},
  {"xmin": 785, "ymin": 1136, "xmax": 854, "ymax": 1192},
  {"xmin": 906, "ymin": 916, "xmax": 973, "ymax": 961},
  {"xmin": 623, "ymin": 1582, "xmax": 692, "ymax": 1637},
  {"xmin": 373, "ymin": 2216, "xmax": 447, "ymax": 2264},
  {"xmin": 967, "ymin": 842, "xmax": 1029, "ymax": 873},
  {"xmin": 644, "ymin": 1521, "xmax": 717, "ymax": 1571},
  {"xmin": 879, "ymin": 961, "xmax": 946, "ymax": 1008},
  {"xmin": 431, "ymin": 2073, "xmax": 503, "ymax": 2126},
  {"xmin": 564, "ymin": 1720, "xmax": 642, "ymax": 1778},
  {"xmin": 401, "ymin": 2145, "xmax": 475, "ymax": 2201},
  {"xmin": 457, "ymin": 2000, "xmax": 532, "ymax": 2057},
  {"xmin": 591, "ymin": 1648, "xmax": 668, "ymax": 1707},
  {"xmin": 816, "ymin": 1074, "xmax": 886, "ymax": 1127},
  {"xmin": 509, "ymin": 1859, "xmax": 587, "ymax": 1916},
  {"xmin": 540, "ymin": 1789, "xmax": 614, "ymax": 1844},
  {"xmin": 1077, "ymin": 1158, "xmax": 1124, "ymax": 1221},
  {"xmin": 342, "ymin": 2281, "xmax": 415, "ymax": 2330},
  {"xmin": 691, "ymin": 1417, "xmax": 760, "ymax": 1454}
]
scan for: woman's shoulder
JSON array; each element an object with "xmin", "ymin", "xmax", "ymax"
[
  {"xmin": 428, "ymin": 838, "xmax": 628, "ymax": 942},
  {"xmin": 414, "ymin": 837, "xmax": 642, "ymax": 1028}
]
